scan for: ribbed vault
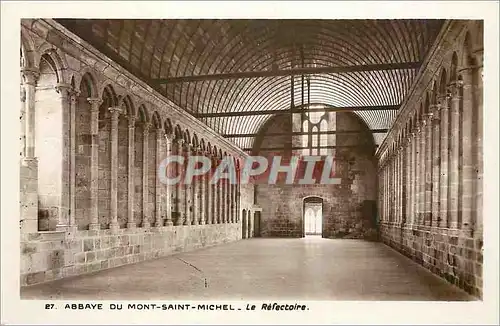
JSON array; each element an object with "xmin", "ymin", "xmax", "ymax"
[{"xmin": 57, "ymin": 19, "xmax": 444, "ymax": 149}]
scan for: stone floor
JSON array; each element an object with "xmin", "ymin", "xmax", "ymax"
[{"xmin": 21, "ymin": 237, "xmax": 474, "ymax": 300}]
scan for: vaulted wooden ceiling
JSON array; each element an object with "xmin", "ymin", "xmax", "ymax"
[{"xmin": 57, "ymin": 19, "xmax": 445, "ymax": 149}]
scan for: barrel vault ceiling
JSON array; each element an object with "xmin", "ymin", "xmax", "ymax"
[{"xmin": 56, "ymin": 19, "xmax": 445, "ymax": 149}]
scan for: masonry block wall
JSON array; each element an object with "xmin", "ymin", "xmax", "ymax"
[
  {"xmin": 376, "ymin": 20, "xmax": 483, "ymax": 298},
  {"xmin": 19, "ymin": 19, "xmax": 254, "ymax": 286},
  {"xmin": 253, "ymin": 112, "xmax": 377, "ymax": 239}
]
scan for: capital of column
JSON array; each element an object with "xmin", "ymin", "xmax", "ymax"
[
  {"xmin": 108, "ymin": 107, "xmax": 123, "ymax": 119},
  {"xmin": 21, "ymin": 67, "xmax": 39, "ymax": 85},
  {"xmin": 447, "ymin": 80, "xmax": 463, "ymax": 99},
  {"xmin": 128, "ymin": 115, "xmax": 136, "ymax": 128},
  {"xmin": 429, "ymin": 104, "xmax": 441, "ymax": 121},
  {"xmin": 424, "ymin": 112, "xmax": 433, "ymax": 123},
  {"xmin": 143, "ymin": 122, "xmax": 152, "ymax": 134},
  {"xmin": 436, "ymin": 94, "xmax": 449, "ymax": 107},
  {"xmin": 54, "ymin": 83, "xmax": 74, "ymax": 97},
  {"xmin": 164, "ymin": 133, "xmax": 174, "ymax": 143},
  {"xmin": 87, "ymin": 97, "xmax": 103, "ymax": 111}
]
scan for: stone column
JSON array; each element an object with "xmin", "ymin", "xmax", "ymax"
[
  {"xmin": 155, "ymin": 129, "xmax": 163, "ymax": 227},
  {"xmin": 184, "ymin": 143, "xmax": 192, "ymax": 226},
  {"xmin": 68, "ymin": 88, "xmax": 79, "ymax": 230},
  {"xmin": 439, "ymin": 95, "xmax": 450, "ymax": 228},
  {"xmin": 20, "ymin": 69, "xmax": 39, "ymax": 233},
  {"xmin": 164, "ymin": 134, "xmax": 174, "ymax": 226},
  {"xmin": 419, "ymin": 120, "xmax": 427, "ymax": 226},
  {"xmin": 395, "ymin": 148, "xmax": 400, "ymax": 224},
  {"xmin": 401, "ymin": 142, "xmax": 406, "ymax": 225},
  {"xmin": 175, "ymin": 138, "xmax": 185, "ymax": 226},
  {"xmin": 410, "ymin": 128, "xmax": 418, "ymax": 226},
  {"xmin": 22, "ymin": 68, "xmax": 39, "ymax": 158},
  {"xmin": 430, "ymin": 104, "xmax": 441, "ymax": 228},
  {"xmin": 142, "ymin": 122, "xmax": 151, "ymax": 228},
  {"xmin": 413, "ymin": 125, "xmax": 422, "ymax": 226},
  {"xmin": 197, "ymin": 148, "xmax": 206, "ymax": 225},
  {"xmin": 108, "ymin": 107, "xmax": 122, "ymax": 232},
  {"xmin": 473, "ymin": 50, "xmax": 483, "ymax": 236},
  {"xmin": 391, "ymin": 152, "xmax": 396, "ymax": 223},
  {"xmin": 20, "ymin": 86, "xmax": 27, "ymax": 157},
  {"xmin": 424, "ymin": 112, "xmax": 433, "ymax": 226},
  {"xmin": 54, "ymin": 83, "xmax": 72, "ymax": 231},
  {"xmin": 192, "ymin": 146, "xmax": 199, "ymax": 226},
  {"xmin": 459, "ymin": 70, "xmax": 474, "ymax": 232},
  {"xmin": 88, "ymin": 98, "xmax": 102, "ymax": 231},
  {"xmin": 448, "ymin": 81, "xmax": 461, "ymax": 229},
  {"xmin": 405, "ymin": 136, "xmax": 412, "ymax": 226},
  {"xmin": 225, "ymin": 163, "xmax": 230, "ymax": 223},
  {"xmin": 399, "ymin": 144, "xmax": 404, "ymax": 224},
  {"xmin": 205, "ymin": 152, "xmax": 213, "ymax": 224},
  {"xmin": 126, "ymin": 116, "xmax": 136, "ymax": 229},
  {"xmin": 214, "ymin": 158, "xmax": 221, "ymax": 223}
]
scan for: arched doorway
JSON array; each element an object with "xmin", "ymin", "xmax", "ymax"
[
  {"xmin": 303, "ymin": 197, "xmax": 323, "ymax": 237},
  {"xmin": 242, "ymin": 209, "xmax": 247, "ymax": 239},
  {"xmin": 253, "ymin": 211, "xmax": 261, "ymax": 237}
]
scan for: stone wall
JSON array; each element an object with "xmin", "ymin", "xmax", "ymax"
[
  {"xmin": 379, "ymin": 224, "xmax": 482, "ymax": 298},
  {"xmin": 21, "ymin": 224, "xmax": 241, "ymax": 286},
  {"xmin": 376, "ymin": 20, "xmax": 483, "ymax": 298},
  {"xmin": 19, "ymin": 19, "xmax": 255, "ymax": 286},
  {"xmin": 253, "ymin": 112, "xmax": 377, "ymax": 239}
]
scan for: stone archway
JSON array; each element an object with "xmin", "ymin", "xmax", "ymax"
[
  {"xmin": 303, "ymin": 196, "xmax": 323, "ymax": 237},
  {"xmin": 242, "ymin": 209, "xmax": 247, "ymax": 239}
]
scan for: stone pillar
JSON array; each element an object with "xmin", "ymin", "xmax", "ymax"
[
  {"xmin": 424, "ymin": 112, "xmax": 433, "ymax": 226},
  {"xmin": 448, "ymin": 81, "xmax": 461, "ymax": 229},
  {"xmin": 192, "ymin": 146, "xmax": 199, "ymax": 226},
  {"xmin": 439, "ymin": 96, "xmax": 450, "ymax": 228},
  {"xmin": 431, "ymin": 104, "xmax": 441, "ymax": 228},
  {"xmin": 460, "ymin": 70, "xmax": 474, "ymax": 232},
  {"xmin": 392, "ymin": 150, "xmax": 397, "ymax": 224},
  {"xmin": 215, "ymin": 158, "xmax": 221, "ymax": 223},
  {"xmin": 126, "ymin": 116, "xmax": 136, "ymax": 229},
  {"xmin": 405, "ymin": 136, "xmax": 412, "ymax": 226},
  {"xmin": 419, "ymin": 120, "xmax": 427, "ymax": 226},
  {"xmin": 184, "ymin": 143, "xmax": 192, "ymax": 226},
  {"xmin": 88, "ymin": 98, "xmax": 102, "ymax": 231},
  {"xmin": 108, "ymin": 107, "xmax": 122, "ymax": 232},
  {"xmin": 20, "ymin": 68, "xmax": 39, "ymax": 234},
  {"xmin": 224, "ymin": 163, "xmax": 230, "ymax": 223},
  {"xmin": 54, "ymin": 83, "xmax": 72, "ymax": 231},
  {"xmin": 22, "ymin": 68, "xmax": 39, "ymax": 158},
  {"xmin": 473, "ymin": 50, "xmax": 483, "ymax": 236},
  {"xmin": 400, "ymin": 144, "xmax": 404, "ymax": 224},
  {"xmin": 395, "ymin": 148, "xmax": 400, "ymax": 224},
  {"xmin": 20, "ymin": 86, "xmax": 27, "ymax": 157},
  {"xmin": 142, "ymin": 122, "xmax": 151, "ymax": 228},
  {"xmin": 205, "ymin": 152, "xmax": 213, "ymax": 224},
  {"xmin": 413, "ymin": 125, "xmax": 422, "ymax": 226},
  {"xmin": 199, "ymin": 150, "xmax": 206, "ymax": 225},
  {"xmin": 164, "ymin": 134, "xmax": 174, "ymax": 226},
  {"xmin": 410, "ymin": 131, "xmax": 417, "ymax": 226},
  {"xmin": 68, "ymin": 88, "xmax": 79, "ymax": 230},
  {"xmin": 175, "ymin": 139, "xmax": 185, "ymax": 226},
  {"xmin": 399, "ymin": 143, "xmax": 406, "ymax": 226},
  {"xmin": 155, "ymin": 129, "xmax": 163, "ymax": 227}
]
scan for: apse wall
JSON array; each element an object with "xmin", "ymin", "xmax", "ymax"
[{"xmin": 253, "ymin": 112, "xmax": 378, "ymax": 239}]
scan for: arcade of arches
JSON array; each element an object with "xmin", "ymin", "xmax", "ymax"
[{"xmin": 19, "ymin": 19, "xmax": 483, "ymax": 300}]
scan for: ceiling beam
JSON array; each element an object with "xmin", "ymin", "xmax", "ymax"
[
  {"xmin": 242, "ymin": 145, "xmax": 378, "ymax": 151},
  {"xmin": 193, "ymin": 104, "xmax": 399, "ymax": 118},
  {"xmin": 152, "ymin": 61, "xmax": 421, "ymax": 84},
  {"xmin": 223, "ymin": 129, "xmax": 389, "ymax": 138}
]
